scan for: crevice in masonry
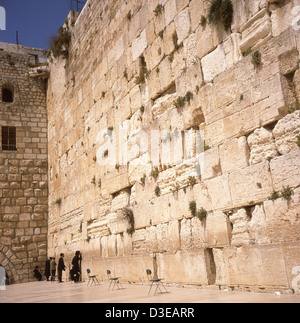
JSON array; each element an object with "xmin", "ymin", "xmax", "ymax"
[
  {"xmin": 204, "ymin": 248, "xmax": 216, "ymax": 285},
  {"xmin": 152, "ymin": 81, "xmax": 176, "ymax": 103}
]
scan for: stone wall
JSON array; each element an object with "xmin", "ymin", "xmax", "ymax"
[
  {"xmin": 0, "ymin": 46, "xmax": 48, "ymax": 283},
  {"xmin": 47, "ymin": 0, "xmax": 300, "ymax": 290}
]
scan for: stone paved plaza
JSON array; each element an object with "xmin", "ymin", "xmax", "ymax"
[{"xmin": 1, "ymin": 281, "xmax": 300, "ymax": 303}]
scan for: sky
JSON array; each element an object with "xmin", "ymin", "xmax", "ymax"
[{"xmin": 0, "ymin": 0, "xmax": 86, "ymax": 49}]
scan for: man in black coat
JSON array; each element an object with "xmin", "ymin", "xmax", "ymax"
[
  {"xmin": 71, "ymin": 251, "xmax": 82, "ymax": 283},
  {"xmin": 58, "ymin": 253, "xmax": 66, "ymax": 283}
]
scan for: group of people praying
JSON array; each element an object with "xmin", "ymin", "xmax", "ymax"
[{"xmin": 33, "ymin": 251, "xmax": 82, "ymax": 283}]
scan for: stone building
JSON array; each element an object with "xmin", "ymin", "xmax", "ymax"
[
  {"xmin": 2, "ymin": 0, "xmax": 300, "ymax": 291},
  {"xmin": 0, "ymin": 43, "xmax": 49, "ymax": 283}
]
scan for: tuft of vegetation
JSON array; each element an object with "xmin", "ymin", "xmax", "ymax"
[
  {"xmin": 55, "ymin": 198, "xmax": 62, "ymax": 205},
  {"xmin": 154, "ymin": 4, "xmax": 164, "ymax": 16},
  {"xmin": 173, "ymin": 96, "xmax": 186, "ymax": 108},
  {"xmin": 208, "ymin": 0, "xmax": 233, "ymax": 31},
  {"xmin": 103, "ymin": 149, "xmax": 109, "ymax": 157},
  {"xmin": 140, "ymin": 174, "xmax": 146, "ymax": 186},
  {"xmin": 281, "ymin": 186, "xmax": 294, "ymax": 201},
  {"xmin": 49, "ymin": 26, "xmax": 71, "ymax": 59},
  {"xmin": 251, "ymin": 50, "xmax": 262, "ymax": 66},
  {"xmin": 172, "ymin": 31, "xmax": 180, "ymax": 50},
  {"xmin": 158, "ymin": 30, "xmax": 164, "ymax": 39},
  {"xmin": 188, "ymin": 176, "xmax": 197, "ymax": 187},
  {"xmin": 121, "ymin": 207, "xmax": 135, "ymax": 235},
  {"xmin": 197, "ymin": 208, "xmax": 208, "ymax": 222},
  {"xmin": 154, "ymin": 185, "xmax": 161, "ymax": 197},
  {"xmin": 150, "ymin": 167, "xmax": 159, "ymax": 180},
  {"xmin": 173, "ymin": 91, "xmax": 195, "ymax": 109},
  {"xmin": 189, "ymin": 201, "xmax": 197, "ymax": 217},
  {"xmin": 134, "ymin": 68, "xmax": 150, "ymax": 85},
  {"xmin": 127, "ymin": 11, "xmax": 132, "ymax": 21},
  {"xmin": 288, "ymin": 100, "xmax": 300, "ymax": 114},
  {"xmin": 200, "ymin": 15, "xmax": 207, "ymax": 27},
  {"xmin": 91, "ymin": 176, "xmax": 96, "ymax": 185},
  {"xmin": 269, "ymin": 190, "xmax": 279, "ymax": 201},
  {"xmin": 296, "ymin": 134, "xmax": 300, "ymax": 147}
]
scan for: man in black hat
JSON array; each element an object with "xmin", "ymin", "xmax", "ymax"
[{"xmin": 58, "ymin": 253, "xmax": 66, "ymax": 283}]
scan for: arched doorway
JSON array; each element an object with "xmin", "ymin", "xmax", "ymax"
[{"xmin": 1, "ymin": 83, "xmax": 14, "ymax": 103}]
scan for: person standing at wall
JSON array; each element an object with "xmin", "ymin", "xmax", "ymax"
[
  {"xmin": 57, "ymin": 253, "xmax": 66, "ymax": 283},
  {"xmin": 45, "ymin": 257, "xmax": 51, "ymax": 281},
  {"xmin": 50, "ymin": 257, "xmax": 57, "ymax": 282},
  {"xmin": 71, "ymin": 251, "xmax": 82, "ymax": 283}
]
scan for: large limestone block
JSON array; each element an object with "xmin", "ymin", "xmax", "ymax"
[
  {"xmin": 212, "ymin": 248, "xmax": 228, "ymax": 286},
  {"xmin": 132, "ymin": 29, "xmax": 148, "ymax": 62},
  {"xmin": 282, "ymin": 242, "xmax": 300, "ymax": 290},
  {"xmin": 205, "ymin": 174, "xmax": 232, "ymax": 210},
  {"xmin": 164, "ymin": 0, "xmax": 177, "ymax": 26},
  {"xmin": 248, "ymin": 204, "xmax": 269, "ymax": 244},
  {"xmin": 111, "ymin": 190, "xmax": 130, "ymax": 212},
  {"xmin": 157, "ymin": 250, "xmax": 211, "ymax": 284},
  {"xmin": 201, "ymin": 44, "xmax": 227, "ymax": 82},
  {"xmin": 229, "ymin": 161, "xmax": 273, "ymax": 207},
  {"xmin": 180, "ymin": 218, "xmax": 193, "ymax": 250},
  {"xmin": 174, "ymin": 7, "xmax": 190, "ymax": 44},
  {"xmin": 191, "ymin": 216, "xmax": 207, "ymax": 248},
  {"xmin": 219, "ymin": 136, "xmax": 250, "ymax": 173},
  {"xmin": 200, "ymin": 146, "xmax": 221, "ymax": 180},
  {"xmin": 206, "ymin": 210, "xmax": 232, "ymax": 247},
  {"xmin": 168, "ymin": 220, "xmax": 181, "ymax": 252},
  {"xmin": 271, "ymin": 1, "xmax": 300, "ymax": 37},
  {"xmin": 273, "ymin": 110, "xmax": 300, "ymax": 155},
  {"xmin": 239, "ymin": 9, "xmax": 272, "ymax": 53},
  {"xmin": 247, "ymin": 127, "xmax": 278, "ymax": 165},
  {"xmin": 175, "ymin": 59, "xmax": 203, "ymax": 97},
  {"xmin": 229, "ymin": 208, "xmax": 251, "ymax": 246},
  {"xmin": 270, "ymin": 149, "xmax": 300, "ymax": 191},
  {"xmin": 223, "ymin": 33, "xmax": 243, "ymax": 68},
  {"xmin": 264, "ymin": 194, "xmax": 300, "ymax": 243},
  {"xmin": 223, "ymin": 245, "xmax": 288, "ymax": 287}
]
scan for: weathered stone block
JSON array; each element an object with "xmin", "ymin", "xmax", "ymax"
[
  {"xmin": 229, "ymin": 161, "xmax": 273, "ymax": 207},
  {"xmin": 270, "ymin": 149, "xmax": 300, "ymax": 191}
]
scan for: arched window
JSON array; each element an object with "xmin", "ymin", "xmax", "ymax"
[{"xmin": 1, "ymin": 83, "xmax": 14, "ymax": 103}]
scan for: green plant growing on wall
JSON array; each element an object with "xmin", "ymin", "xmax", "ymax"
[
  {"xmin": 154, "ymin": 4, "xmax": 164, "ymax": 16},
  {"xmin": 251, "ymin": 51, "xmax": 262, "ymax": 66},
  {"xmin": 55, "ymin": 198, "xmax": 62, "ymax": 205},
  {"xmin": 140, "ymin": 174, "xmax": 146, "ymax": 186},
  {"xmin": 134, "ymin": 68, "xmax": 150, "ymax": 85},
  {"xmin": 154, "ymin": 185, "xmax": 161, "ymax": 197},
  {"xmin": 200, "ymin": 15, "xmax": 207, "ymax": 27},
  {"xmin": 296, "ymin": 134, "xmax": 300, "ymax": 147},
  {"xmin": 127, "ymin": 11, "xmax": 132, "ymax": 21},
  {"xmin": 208, "ymin": 0, "xmax": 233, "ymax": 31},
  {"xmin": 122, "ymin": 207, "xmax": 135, "ymax": 235},
  {"xmin": 185, "ymin": 91, "xmax": 194, "ymax": 103},
  {"xmin": 197, "ymin": 207, "xmax": 208, "ymax": 222},
  {"xmin": 269, "ymin": 190, "xmax": 279, "ymax": 201},
  {"xmin": 172, "ymin": 31, "xmax": 180, "ymax": 50},
  {"xmin": 189, "ymin": 201, "xmax": 197, "ymax": 217},
  {"xmin": 49, "ymin": 26, "xmax": 72, "ymax": 59},
  {"xmin": 150, "ymin": 167, "xmax": 159, "ymax": 180},
  {"xmin": 188, "ymin": 176, "xmax": 197, "ymax": 187},
  {"xmin": 281, "ymin": 186, "xmax": 294, "ymax": 201}
]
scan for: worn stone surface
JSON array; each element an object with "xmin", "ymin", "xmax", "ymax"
[{"xmin": 14, "ymin": 0, "xmax": 299, "ymax": 291}]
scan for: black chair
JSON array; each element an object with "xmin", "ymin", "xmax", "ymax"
[
  {"xmin": 146, "ymin": 269, "xmax": 168, "ymax": 295},
  {"xmin": 107, "ymin": 270, "xmax": 123, "ymax": 291},
  {"xmin": 86, "ymin": 269, "xmax": 100, "ymax": 286}
]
